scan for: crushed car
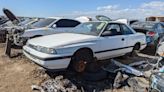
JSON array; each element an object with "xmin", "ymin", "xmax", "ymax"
[{"xmin": 23, "ymin": 20, "xmax": 146, "ymax": 73}]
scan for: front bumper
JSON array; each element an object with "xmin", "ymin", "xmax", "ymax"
[{"xmin": 23, "ymin": 46, "xmax": 71, "ymax": 70}]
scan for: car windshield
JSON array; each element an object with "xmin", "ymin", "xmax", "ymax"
[
  {"xmin": 31, "ymin": 18, "xmax": 55, "ymax": 28},
  {"xmin": 71, "ymin": 22, "xmax": 106, "ymax": 36},
  {"xmin": 18, "ymin": 19, "xmax": 32, "ymax": 26}
]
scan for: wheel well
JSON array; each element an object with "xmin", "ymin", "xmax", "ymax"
[
  {"xmin": 68, "ymin": 47, "xmax": 94, "ymax": 69},
  {"xmin": 134, "ymin": 42, "xmax": 141, "ymax": 50},
  {"xmin": 31, "ymin": 35, "xmax": 42, "ymax": 38},
  {"xmin": 73, "ymin": 48, "xmax": 94, "ymax": 57}
]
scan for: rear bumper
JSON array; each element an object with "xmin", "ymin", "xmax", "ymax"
[
  {"xmin": 140, "ymin": 44, "xmax": 147, "ymax": 50},
  {"xmin": 146, "ymin": 36, "xmax": 158, "ymax": 46}
]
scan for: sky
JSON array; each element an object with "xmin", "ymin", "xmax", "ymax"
[{"xmin": 0, "ymin": 0, "xmax": 164, "ymax": 19}]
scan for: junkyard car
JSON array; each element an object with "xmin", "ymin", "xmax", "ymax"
[
  {"xmin": 14, "ymin": 17, "xmax": 81, "ymax": 46},
  {"xmin": 23, "ymin": 21, "xmax": 146, "ymax": 72},
  {"xmin": 2, "ymin": 8, "xmax": 81, "ymax": 46},
  {"xmin": 131, "ymin": 21, "xmax": 164, "ymax": 47}
]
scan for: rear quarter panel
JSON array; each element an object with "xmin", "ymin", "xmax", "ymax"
[{"xmin": 131, "ymin": 33, "xmax": 146, "ymax": 48}]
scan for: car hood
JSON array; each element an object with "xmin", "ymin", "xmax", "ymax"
[
  {"xmin": 3, "ymin": 8, "xmax": 20, "ymax": 25},
  {"xmin": 25, "ymin": 27, "xmax": 51, "ymax": 32},
  {"xmin": 28, "ymin": 33, "xmax": 98, "ymax": 48}
]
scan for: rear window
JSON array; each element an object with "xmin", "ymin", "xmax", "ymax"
[{"xmin": 132, "ymin": 22, "xmax": 155, "ymax": 29}]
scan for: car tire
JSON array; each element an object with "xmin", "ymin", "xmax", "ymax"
[
  {"xmin": 131, "ymin": 44, "xmax": 140, "ymax": 57},
  {"xmin": 71, "ymin": 50, "xmax": 94, "ymax": 73}
]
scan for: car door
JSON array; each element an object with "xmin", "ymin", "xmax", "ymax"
[
  {"xmin": 51, "ymin": 19, "xmax": 80, "ymax": 33},
  {"xmin": 97, "ymin": 23, "xmax": 126, "ymax": 60},
  {"xmin": 120, "ymin": 24, "xmax": 136, "ymax": 52}
]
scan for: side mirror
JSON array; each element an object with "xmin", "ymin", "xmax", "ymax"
[
  {"xmin": 101, "ymin": 31, "xmax": 112, "ymax": 36},
  {"xmin": 52, "ymin": 24, "xmax": 57, "ymax": 28}
]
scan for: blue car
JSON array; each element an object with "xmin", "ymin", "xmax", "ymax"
[{"xmin": 131, "ymin": 21, "xmax": 164, "ymax": 47}]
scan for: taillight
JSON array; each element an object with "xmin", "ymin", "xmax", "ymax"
[{"xmin": 147, "ymin": 31, "xmax": 156, "ymax": 36}]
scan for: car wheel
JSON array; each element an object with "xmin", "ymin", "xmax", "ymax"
[
  {"xmin": 131, "ymin": 44, "xmax": 140, "ymax": 57},
  {"xmin": 71, "ymin": 50, "xmax": 94, "ymax": 73}
]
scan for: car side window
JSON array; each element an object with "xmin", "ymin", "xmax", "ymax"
[
  {"xmin": 55, "ymin": 19, "xmax": 80, "ymax": 28},
  {"xmin": 102, "ymin": 23, "xmax": 122, "ymax": 36},
  {"xmin": 121, "ymin": 24, "xmax": 133, "ymax": 35}
]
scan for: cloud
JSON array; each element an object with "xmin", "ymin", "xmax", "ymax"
[
  {"xmin": 97, "ymin": 5, "xmax": 118, "ymax": 11},
  {"xmin": 59, "ymin": 1, "xmax": 164, "ymax": 20},
  {"xmin": 141, "ymin": 1, "xmax": 164, "ymax": 10}
]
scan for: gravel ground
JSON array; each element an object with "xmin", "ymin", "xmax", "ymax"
[{"xmin": 0, "ymin": 44, "xmax": 158, "ymax": 92}]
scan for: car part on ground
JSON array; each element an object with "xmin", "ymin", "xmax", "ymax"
[{"xmin": 111, "ymin": 59, "xmax": 144, "ymax": 77}]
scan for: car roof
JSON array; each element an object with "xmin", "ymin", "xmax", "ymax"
[
  {"xmin": 133, "ymin": 21, "xmax": 161, "ymax": 24},
  {"xmin": 85, "ymin": 21, "xmax": 126, "ymax": 25}
]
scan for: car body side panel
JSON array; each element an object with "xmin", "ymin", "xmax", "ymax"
[{"xmin": 95, "ymin": 35, "xmax": 127, "ymax": 60}]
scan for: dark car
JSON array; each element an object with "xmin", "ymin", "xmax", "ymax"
[{"xmin": 131, "ymin": 21, "xmax": 164, "ymax": 47}]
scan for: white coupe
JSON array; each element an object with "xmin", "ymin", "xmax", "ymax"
[{"xmin": 23, "ymin": 21, "xmax": 146, "ymax": 72}]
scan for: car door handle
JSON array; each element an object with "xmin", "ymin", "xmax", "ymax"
[{"xmin": 122, "ymin": 38, "xmax": 125, "ymax": 41}]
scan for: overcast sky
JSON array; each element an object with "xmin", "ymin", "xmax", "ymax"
[{"xmin": 0, "ymin": 0, "xmax": 163, "ymax": 19}]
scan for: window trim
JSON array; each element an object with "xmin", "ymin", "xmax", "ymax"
[
  {"xmin": 100, "ymin": 23, "xmax": 122, "ymax": 37},
  {"xmin": 120, "ymin": 24, "xmax": 134, "ymax": 35}
]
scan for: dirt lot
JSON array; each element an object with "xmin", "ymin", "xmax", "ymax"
[
  {"xmin": 0, "ymin": 43, "xmax": 158, "ymax": 92},
  {"xmin": 0, "ymin": 44, "xmax": 46, "ymax": 92}
]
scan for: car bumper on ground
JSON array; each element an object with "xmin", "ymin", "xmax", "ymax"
[{"xmin": 23, "ymin": 46, "xmax": 71, "ymax": 70}]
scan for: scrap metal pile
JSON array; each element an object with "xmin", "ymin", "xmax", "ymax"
[
  {"xmin": 30, "ymin": 58, "xmax": 163, "ymax": 92},
  {"xmin": 30, "ymin": 39, "xmax": 164, "ymax": 92},
  {"xmin": 32, "ymin": 76, "xmax": 80, "ymax": 92}
]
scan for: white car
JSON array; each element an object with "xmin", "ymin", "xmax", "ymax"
[
  {"xmin": 15, "ymin": 17, "xmax": 81, "ymax": 46},
  {"xmin": 23, "ymin": 21, "xmax": 146, "ymax": 72},
  {"xmin": 22, "ymin": 17, "xmax": 81, "ymax": 38}
]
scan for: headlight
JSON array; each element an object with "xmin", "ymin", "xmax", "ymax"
[
  {"xmin": 35, "ymin": 46, "xmax": 57, "ymax": 54},
  {"xmin": 28, "ymin": 44, "xmax": 57, "ymax": 54}
]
